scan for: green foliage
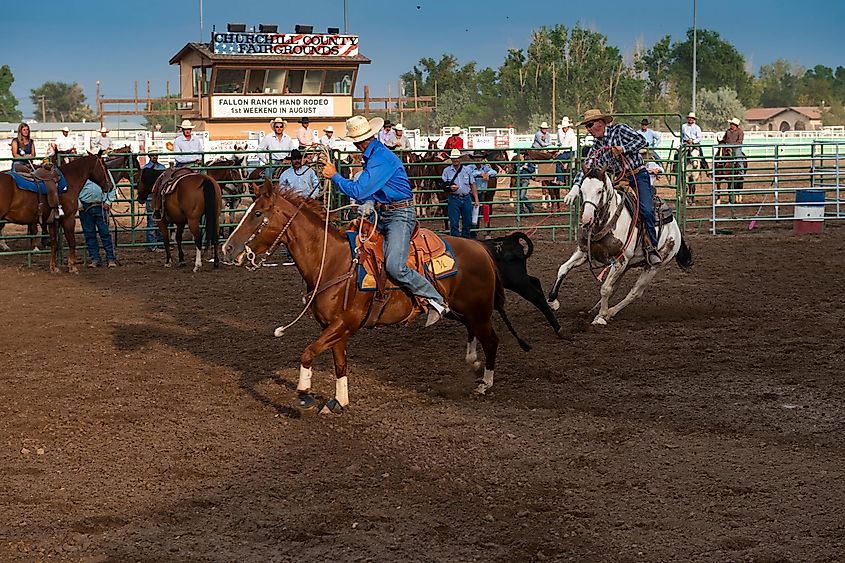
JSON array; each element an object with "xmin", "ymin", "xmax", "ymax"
[
  {"xmin": 671, "ymin": 29, "xmax": 754, "ymax": 108},
  {"xmin": 757, "ymin": 60, "xmax": 803, "ymax": 107},
  {"xmin": 697, "ymin": 87, "xmax": 746, "ymax": 132},
  {"xmin": 0, "ymin": 65, "xmax": 23, "ymax": 122},
  {"xmin": 30, "ymin": 81, "xmax": 95, "ymax": 122}
]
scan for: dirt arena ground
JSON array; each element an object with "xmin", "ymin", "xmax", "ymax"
[{"xmin": 1, "ymin": 225, "xmax": 843, "ymax": 562}]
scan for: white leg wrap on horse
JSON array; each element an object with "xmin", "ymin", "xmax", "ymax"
[
  {"xmin": 465, "ymin": 338, "xmax": 478, "ymax": 364},
  {"xmin": 298, "ymin": 365, "xmax": 312, "ymax": 392},
  {"xmin": 336, "ymin": 376, "xmax": 349, "ymax": 407},
  {"xmin": 474, "ymin": 368, "xmax": 495, "ymax": 394},
  {"xmin": 194, "ymin": 248, "xmax": 202, "ymax": 271}
]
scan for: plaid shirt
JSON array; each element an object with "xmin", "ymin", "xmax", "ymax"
[{"xmin": 572, "ymin": 123, "xmax": 647, "ymax": 186}]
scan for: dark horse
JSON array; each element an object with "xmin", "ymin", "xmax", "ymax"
[
  {"xmin": 137, "ymin": 168, "xmax": 222, "ymax": 271},
  {"xmin": 204, "ymin": 155, "xmax": 247, "ymax": 236},
  {"xmin": 0, "ymin": 154, "xmax": 114, "ymax": 272},
  {"xmin": 713, "ymin": 141, "xmax": 746, "ymax": 205},
  {"xmin": 221, "ymin": 182, "xmax": 530, "ymax": 413}
]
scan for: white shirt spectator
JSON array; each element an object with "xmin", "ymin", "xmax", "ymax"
[
  {"xmin": 258, "ymin": 132, "xmax": 294, "ymax": 162},
  {"xmin": 319, "ymin": 134, "xmax": 341, "ymax": 150},
  {"xmin": 173, "ymin": 135, "xmax": 204, "ymax": 165},
  {"xmin": 55, "ymin": 132, "xmax": 75, "ymax": 152},
  {"xmin": 682, "ymin": 122, "xmax": 703, "ymax": 144},
  {"xmin": 91, "ymin": 134, "xmax": 112, "ymax": 152},
  {"xmin": 556, "ymin": 127, "xmax": 577, "ymax": 151}
]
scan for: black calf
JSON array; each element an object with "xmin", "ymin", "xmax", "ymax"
[{"xmin": 483, "ymin": 231, "xmax": 565, "ymax": 338}]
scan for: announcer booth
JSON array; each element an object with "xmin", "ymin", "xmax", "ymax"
[{"xmin": 169, "ymin": 23, "xmax": 370, "ymax": 140}]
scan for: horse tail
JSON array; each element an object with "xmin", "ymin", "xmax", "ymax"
[
  {"xmin": 202, "ymin": 177, "xmax": 218, "ymax": 249},
  {"xmin": 675, "ymin": 235, "xmax": 694, "ymax": 270},
  {"xmin": 492, "ymin": 268, "xmax": 531, "ymax": 352}
]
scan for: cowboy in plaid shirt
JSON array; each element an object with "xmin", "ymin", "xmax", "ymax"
[{"xmin": 565, "ymin": 109, "xmax": 662, "ymax": 266}]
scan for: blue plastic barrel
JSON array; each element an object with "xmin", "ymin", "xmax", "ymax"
[{"xmin": 794, "ymin": 189, "xmax": 825, "ymax": 233}]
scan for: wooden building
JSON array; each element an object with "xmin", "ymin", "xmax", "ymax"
[{"xmin": 169, "ymin": 24, "xmax": 370, "ymax": 139}]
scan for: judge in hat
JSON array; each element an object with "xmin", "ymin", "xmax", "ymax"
[
  {"xmin": 173, "ymin": 119, "xmax": 204, "ymax": 167},
  {"xmin": 320, "ymin": 115, "xmax": 448, "ymax": 327},
  {"xmin": 258, "ymin": 117, "xmax": 294, "ymax": 179},
  {"xmin": 91, "ymin": 125, "xmax": 112, "ymax": 153}
]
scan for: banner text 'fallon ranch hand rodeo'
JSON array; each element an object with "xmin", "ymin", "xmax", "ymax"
[
  {"xmin": 211, "ymin": 96, "xmax": 336, "ymax": 118},
  {"xmin": 212, "ymin": 32, "xmax": 359, "ymax": 57}
]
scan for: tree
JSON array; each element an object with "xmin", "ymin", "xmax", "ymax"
[
  {"xmin": 29, "ymin": 81, "xmax": 95, "ymax": 122},
  {"xmin": 0, "ymin": 65, "xmax": 23, "ymax": 122},
  {"xmin": 797, "ymin": 65, "xmax": 836, "ymax": 106},
  {"xmin": 756, "ymin": 59, "xmax": 803, "ymax": 107},
  {"xmin": 697, "ymin": 87, "xmax": 746, "ymax": 132},
  {"xmin": 635, "ymin": 35, "xmax": 674, "ymax": 111}
]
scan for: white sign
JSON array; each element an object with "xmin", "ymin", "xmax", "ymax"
[{"xmin": 211, "ymin": 96, "xmax": 335, "ymax": 119}]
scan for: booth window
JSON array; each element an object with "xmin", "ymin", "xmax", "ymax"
[
  {"xmin": 246, "ymin": 70, "xmax": 266, "ymax": 94},
  {"xmin": 264, "ymin": 69, "xmax": 286, "ymax": 94},
  {"xmin": 322, "ymin": 70, "xmax": 354, "ymax": 94},
  {"xmin": 192, "ymin": 66, "xmax": 210, "ymax": 96},
  {"xmin": 287, "ymin": 70, "xmax": 325, "ymax": 94},
  {"xmin": 214, "ymin": 68, "xmax": 247, "ymax": 94}
]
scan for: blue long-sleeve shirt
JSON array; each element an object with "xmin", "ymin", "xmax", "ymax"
[
  {"xmin": 331, "ymin": 139, "xmax": 413, "ymax": 203},
  {"xmin": 78, "ymin": 180, "xmax": 115, "ymax": 205},
  {"xmin": 279, "ymin": 165, "xmax": 320, "ymax": 198}
]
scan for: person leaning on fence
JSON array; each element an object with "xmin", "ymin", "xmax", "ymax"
[
  {"xmin": 639, "ymin": 118, "xmax": 662, "ymax": 163},
  {"xmin": 319, "ymin": 115, "xmax": 449, "ymax": 326},
  {"xmin": 554, "ymin": 117, "xmax": 577, "ymax": 185},
  {"xmin": 143, "ymin": 149, "xmax": 165, "ymax": 250},
  {"xmin": 441, "ymin": 149, "xmax": 479, "ymax": 239},
  {"xmin": 682, "ymin": 112, "xmax": 708, "ymax": 170},
  {"xmin": 532, "ymin": 121, "xmax": 551, "ymax": 149},
  {"xmin": 392, "ymin": 123, "xmax": 411, "ymax": 150},
  {"xmin": 78, "ymin": 178, "xmax": 117, "ymax": 268},
  {"xmin": 513, "ymin": 152, "xmax": 536, "ymax": 214},
  {"xmin": 564, "ymin": 109, "xmax": 662, "ymax": 266},
  {"xmin": 91, "ymin": 127, "xmax": 113, "ymax": 154},
  {"xmin": 173, "ymin": 120, "xmax": 204, "ymax": 167},
  {"xmin": 258, "ymin": 117, "xmax": 293, "ymax": 179}
]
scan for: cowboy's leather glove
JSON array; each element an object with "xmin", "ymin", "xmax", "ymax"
[{"xmin": 563, "ymin": 185, "xmax": 580, "ymax": 206}]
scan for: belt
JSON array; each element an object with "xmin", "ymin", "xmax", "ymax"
[
  {"xmin": 376, "ymin": 200, "xmax": 413, "ymax": 211},
  {"xmin": 628, "ymin": 165, "xmax": 645, "ymax": 175},
  {"xmin": 450, "ymin": 193, "xmax": 471, "ymax": 198}
]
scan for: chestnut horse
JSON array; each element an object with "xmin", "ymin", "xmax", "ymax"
[
  {"xmin": 221, "ymin": 182, "xmax": 530, "ymax": 414},
  {"xmin": 0, "ymin": 154, "xmax": 114, "ymax": 272},
  {"xmin": 136, "ymin": 169, "xmax": 222, "ymax": 272}
]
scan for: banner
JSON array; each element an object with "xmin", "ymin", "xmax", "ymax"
[
  {"xmin": 212, "ymin": 32, "xmax": 359, "ymax": 57},
  {"xmin": 211, "ymin": 96, "xmax": 335, "ymax": 118}
]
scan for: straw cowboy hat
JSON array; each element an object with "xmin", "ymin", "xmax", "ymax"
[
  {"xmin": 147, "ymin": 146, "xmax": 158, "ymax": 154},
  {"xmin": 99, "ymin": 126, "xmax": 109, "ymax": 133},
  {"xmin": 61, "ymin": 126, "xmax": 70, "ymax": 133},
  {"xmin": 729, "ymin": 117, "xmax": 741, "ymax": 126},
  {"xmin": 577, "ymin": 109, "xmax": 613, "ymax": 127},
  {"xmin": 179, "ymin": 119, "xmax": 195, "ymax": 129},
  {"xmin": 687, "ymin": 112, "xmax": 697, "ymax": 120},
  {"xmin": 560, "ymin": 117, "xmax": 571, "ymax": 128},
  {"xmin": 323, "ymin": 125, "xmax": 334, "ymax": 132},
  {"xmin": 342, "ymin": 115, "xmax": 384, "ymax": 142},
  {"xmin": 270, "ymin": 117, "xmax": 287, "ymax": 126},
  {"xmin": 539, "ymin": 121, "xmax": 550, "ymax": 129},
  {"xmin": 451, "ymin": 126, "xmax": 461, "ymax": 135},
  {"xmin": 394, "ymin": 123, "xmax": 405, "ymax": 131},
  {"xmin": 449, "ymin": 149, "xmax": 462, "ymax": 159}
]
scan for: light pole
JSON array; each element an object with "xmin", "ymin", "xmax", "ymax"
[
  {"xmin": 343, "ymin": 0, "xmax": 349, "ymax": 34},
  {"xmin": 692, "ymin": 0, "xmax": 697, "ymax": 113},
  {"xmin": 199, "ymin": 0, "xmax": 204, "ymax": 41}
]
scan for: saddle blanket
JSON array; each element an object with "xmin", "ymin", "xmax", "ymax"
[
  {"xmin": 621, "ymin": 191, "xmax": 675, "ymax": 226},
  {"xmin": 344, "ymin": 230, "xmax": 458, "ymax": 292},
  {"xmin": 6, "ymin": 169, "xmax": 68, "ymax": 194}
]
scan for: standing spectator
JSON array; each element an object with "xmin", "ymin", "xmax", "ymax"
[
  {"xmin": 173, "ymin": 120, "xmax": 204, "ymax": 167},
  {"xmin": 319, "ymin": 126, "xmax": 341, "ymax": 150},
  {"xmin": 532, "ymin": 121, "xmax": 551, "ymax": 148},
  {"xmin": 472, "ymin": 154, "xmax": 498, "ymax": 231},
  {"xmin": 564, "ymin": 108, "xmax": 661, "ymax": 266},
  {"xmin": 91, "ymin": 127, "xmax": 113, "ymax": 153},
  {"xmin": 78, "ymin": 179, "xmax": 117, "ymax": 267},
  {"xmin": 638, "ymin": 118, "xmax": 662, "ymax": 162},
  {"xmin": 682, "ymin": 112, "xmax": 707, "ymax": 169},
  {"xmin": 296, "ymin": 117, "xmax": 315, "ymax": 148},
  {"xmin": 143, "ymin": 149, "xmax": 165, "ymax": 250},
  {"xmin": 513, "ymin": 152, "xmax": 536, "ymax": 214},
  {"xmin": 392, "ymin": 124, "xmax": 411, "ymax": 150},
  {"xmin": 54, "ymin": 126, "xmax": 76, "ymax": 162},
  {"xmin": 441, "ymin": 149, "xmax": 478, "ymax": 238},
  {"xmin": 258, "ymin": 118, "xmax": 293, "ymax": 179},
  {"xmin": 442, "ymin": 126, "xmax": 463, "ymax": 158},
  {"xmin": 378, "ymin": 120, "xmax": 397, "ymax": 148},
  {"xmin": 554, "ymin": 117, "xmax": 577, "ymax": 185}
]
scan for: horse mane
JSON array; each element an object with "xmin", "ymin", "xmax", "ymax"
[
  {"xmin": 583, "ymin": 167, "xmax": 608, "ymax": 183},
  {"xmin": 276, "ymin": 187, "xmax": 328, "ymax": 221}
]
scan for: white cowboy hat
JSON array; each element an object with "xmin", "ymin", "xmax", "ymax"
[
  {"xmin": 147, "ymin": 147, "xmax": 158, "ymax": 154},
  {"xmin": 179, "ymin": 119, "xmax": 195, "ymax": 129},
  {"xmin": 323, "ymin": 125, "xmax": 334, "ymax": 132},
  {"xmin": 539, "ymin": 121, "xmax": 549, "ymax": 129},
  {"xmin": 687, "ymin": 112, "xmax": 697, "ymax": 120},
  {"xmin": 449, "ymin": 149, "xmax": 462, "ymax": 159},
  {"xmin": 560, "ymin": 117, "xmax": 571, "ymax": 128},
  {"xmin": 394, "ymin": 123, "xmax": 405, "ymax": 131},
  {"xmin": 576, "ymin": 109, "xmax": 614, "ymax": 127},
  {"xmin": 61, "ymin": 126, "xmax": 70, "ymax": 133},
  {"xmin": 451, "ymin": 126, "xmax": 461, "ymax": 135},
  {"xmin": 270, "ymin": 117, "xmax": 286, "ymax": 126},
  {"xmin": 729, "ymin": 117, "xmax": 741, "ymax": 126},
  {"xmin": 342, "ymin": 115, "xmax": 384, "ymax": 142},
  {"xmin": 99, "ymin": 127, "xmax": 109, "ymax": 133}
]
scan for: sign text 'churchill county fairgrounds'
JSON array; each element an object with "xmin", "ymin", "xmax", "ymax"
[{"xmin": 212, "ymin": 32, "xmax": 359, "ymax": 57}]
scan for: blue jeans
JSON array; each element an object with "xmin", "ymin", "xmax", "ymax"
[
  {"xmin": 447, "ymin": 193, "xmax": 473, "ymax": 238},
  {"xmin": 145, "ymin": 196, "xmax": 163, "ymax": 246},
  {"xmin": 79, "ymin": 204, "xmax": 116, "ymax": 263},
  {"xmin": 554, "ymin": 150, "xmax": 572, "ymax": 184},
  {"xmin": 625, "ymin": 168, "xmax": 658, "ymax": 247},
  {"xmin": 263, "ymin": 159, "xmax": 283, "ymax": 180},
  {"xmin": 377, "ymin": 205, "xmax": 444, "ymax": 305},
  {"xmin": 517, "ymin": 179, "xmax": 534, "ymax": 214}
]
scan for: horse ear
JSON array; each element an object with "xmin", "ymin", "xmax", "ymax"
[
  {"xmin": 260, "ymin": 179, "xmax": 274, "ymax": 197},
  {"xmin": 581, "ymin": 161, "xmax": 589, "ymax": 175}
]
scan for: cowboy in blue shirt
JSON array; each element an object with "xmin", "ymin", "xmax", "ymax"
[
  {"xmin": 78, "ymin": 179, "xmax": 117, "ymax": 267},
  {"xmin": 321, "ymin": 116, "xmax": 448, "ymax": 326}
]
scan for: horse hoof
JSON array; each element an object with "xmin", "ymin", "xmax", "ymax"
[
  {"xmin": 296, "ymin": 393, "xmax": 318, "ymax": 410},
  {"xmin": 69, "ymin": 267, "xmax": 79, "ymax": 275},
  {"xmin": 193, "ymin": 266, "xmax": 201, "ymax": 273},
  {"xmin": 318, "ymin": 398, "xmax": 344, "ymax": 415},
  {"xmin": 164, "ymin": 262, "xmax": 172, "ymax": 268},
  {"xmin": 548, "ymin": 299, "xmax": 560, "ymax": 311},
  {"xmin": 472, "ymin": 360, "xmax": 484, "ymax": 371},
  {"xmin": 556, "ymin": 327, "xmax": 571, "ymax": 340},
  {"xmin": 592, "ymin": 317, "xmax": 607, "ymax": 326},
  {"xmin": 50, "ymin": 267, "xmax": 61, "ymax": 274},
  {"xmin": 473, "ymin": 383, "xmax": 490, "ymax": 395}
]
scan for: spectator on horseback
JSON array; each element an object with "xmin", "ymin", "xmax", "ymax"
[
  {"xmin": 554, "ymin": 117, "xmax": 577, "ymax": 185},
  {"xmin": 54, "ymin": 127, "xmax": 76, "ymax": 162},
  {"xmin": 639, "ymin": 118, "xmax": 662, "ymax": 161},
  {"xmin": 441, "ymin": 149, "xmax": 479, "ymax": 239},
  {"xmin": 564, "ymin": 109, "xmax": 662, "ymax": 266},
  {"xmin": 10, "ymin": 122, "xmax": 36, "ymax": 173},
  {"xmin": 378, "ymin": 120, "xmax": 397, "ymax": 148},
  {"xmin": 532, "ymin": 121, "xmax": 551, "ymax": 148},
  {"xmin": 279, "ymin": 149, "xmax": 320, "ymax": 199},
  {"xmin": 173, "ymin": 120, "xmax": 204, "ymax": 167},
  {"xmin": 319, "ymin": 115, "xmax": 449, "ymax": 326},
  {"xmin": 723, "ymin": 118, "xmax": 746, "ymax": 162},
  {"xmin": 91, "ymin": 127, "xmax": 112, "ymax": 154},
  {"xmin": 296, "ymin": 117, "xmax": 315, "ymax": 148},
  {"xmin": 78, "ymin": 178, "xmax": 117, "ymax": 268},
  {"xmin": 258, "ymin": 118, "xmax": 294, "ymax": 179},
  {"xmin": 682, "ymin": 112, "xmax": 708, "ymax": 170},
  {"xmin": 392, "ymin": 124, "xmax": 411, "ymax": 150},
  {"xmin": 319, "ymin": 126, "xmax": 341, "ymax": 150}
]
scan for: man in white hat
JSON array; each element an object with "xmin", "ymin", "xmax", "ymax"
[
  {"xmin": 554, "ymin": 117, "xmax": 577, "ymax": 185},
  {"xmin": 681, "ymin": 111, "xmax": 707, "ymax": 171},
  {"xmin": 319, "ymin": 125, "xmax": 340, "ymax": 149},
  {"xmin": 392, "ymin": 123, "xmax": 411, "ymax": 150},
  {"xmin": 378, "ymin": 119, "xmax": 397, "ymax": 148},
  {"xmin": 564, "ymin": 109, "xmax": 662, "ymax": 266},
  {"xmin": 91, "ymin": 126, "xmax": 112, "ymax": 153},
  {"xmin": 258, "ymin": 117, "xmax": 293, "ymax": 179},
  {"xmin": 441, "ymin": 148, "xmax": 479, "ymax": 238},
  {"xmin": 721, "ymin": 117, "xmax": 747, "ymax": 196},
  {"xmin": 54, "ymin": 126, "xmax": 76, "ymax": 153},
  {"xmin": 532, "ymin": 121, "xmax": 551, "ymax": 149},
  {"xmin": 320, "ymin": 115, "xmax": 448, "ymax": 326},
  {"xmin": 173, "ymin": 119, "xmax": 204, "ymax": 167}
]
